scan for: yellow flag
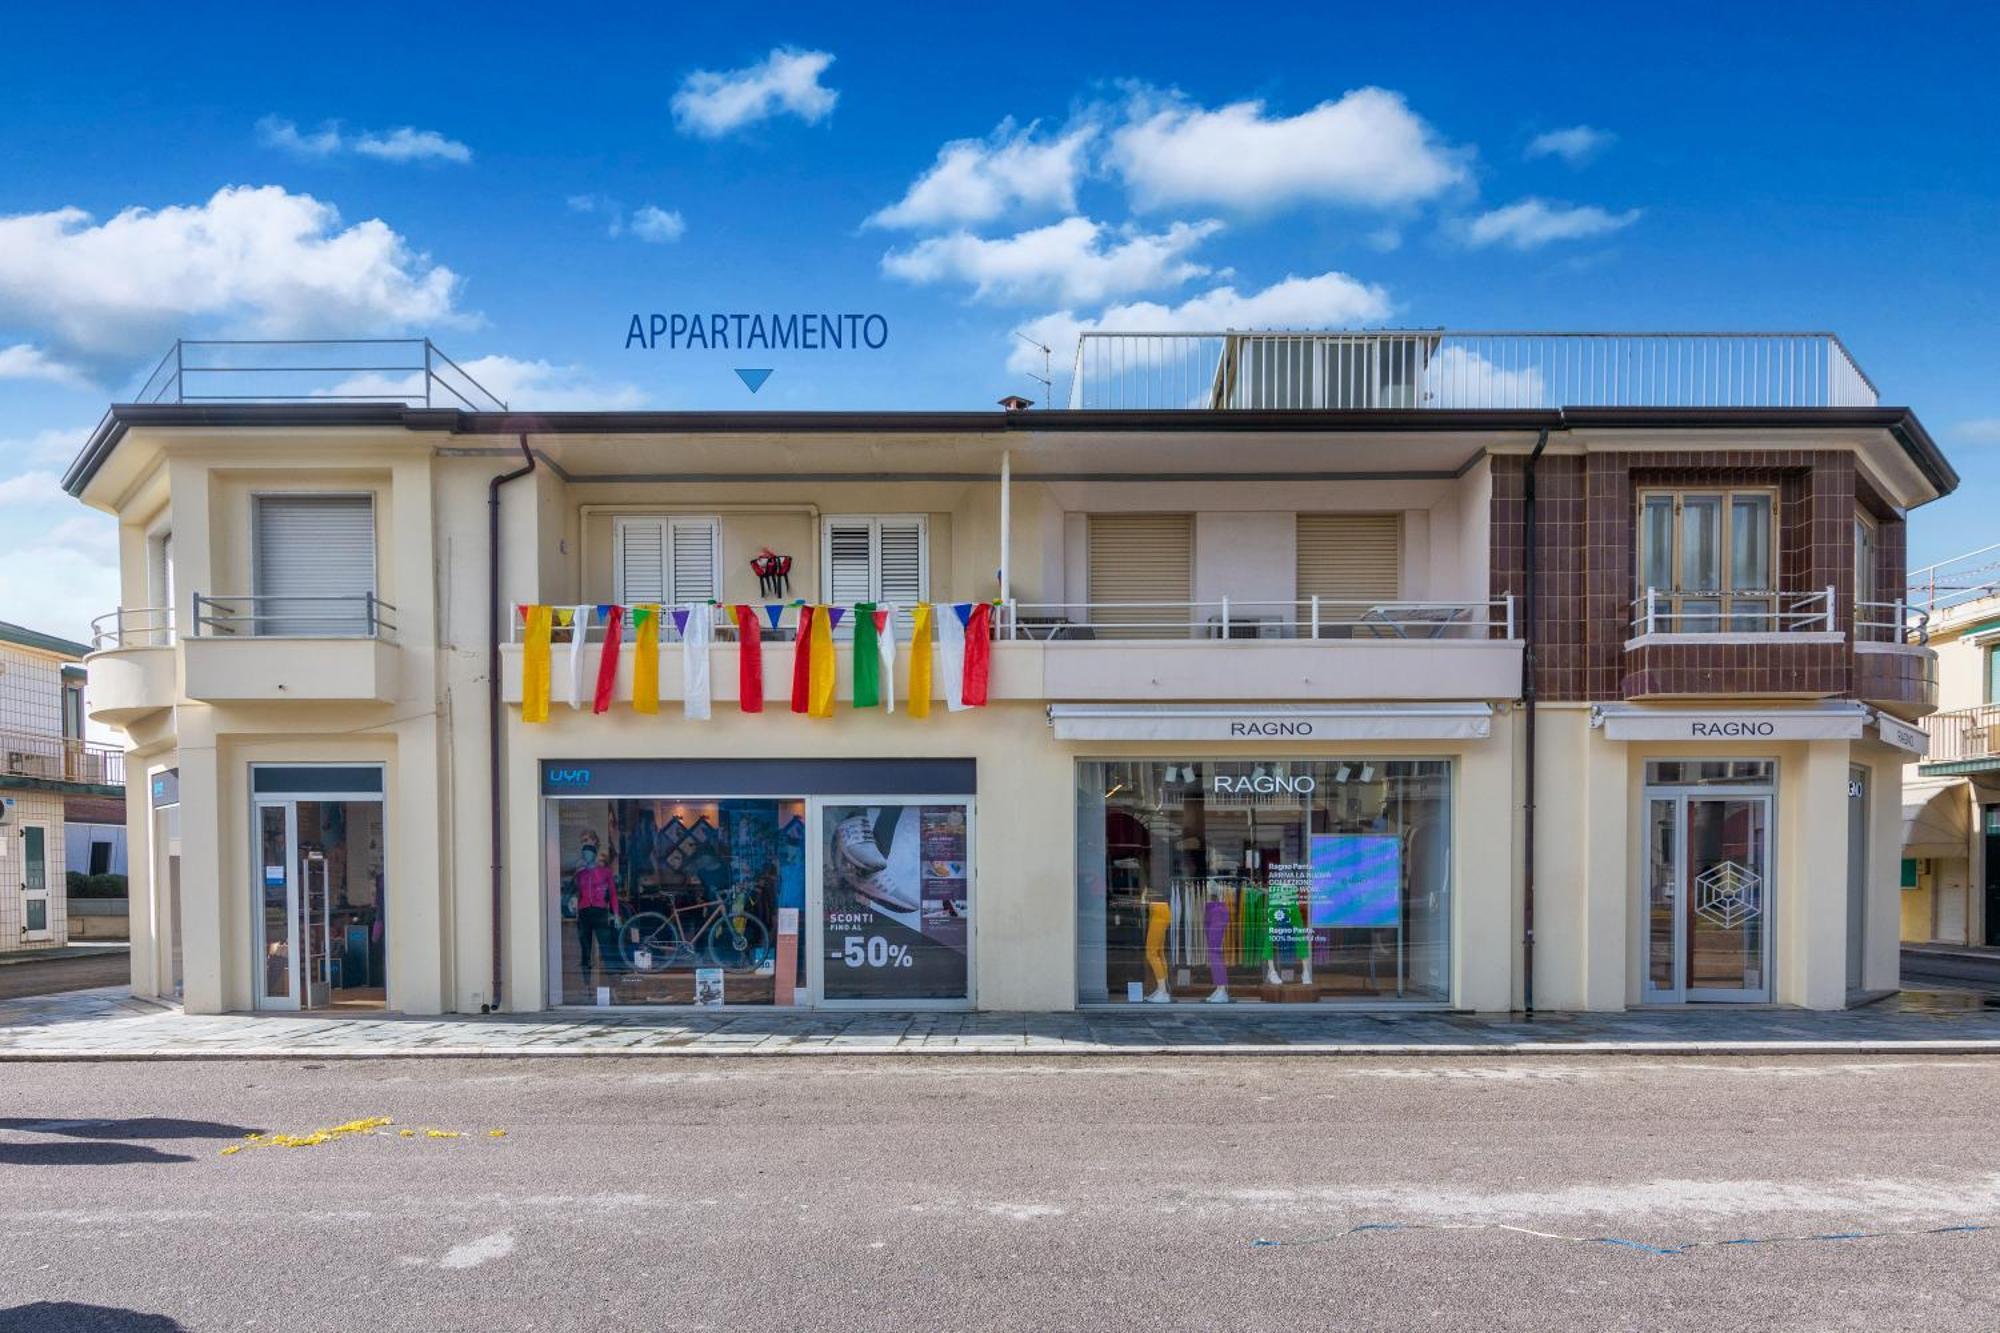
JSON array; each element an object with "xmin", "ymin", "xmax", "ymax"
[
  {"xmin": 521, "ymin": 605, "xmax": 553, "ymax": 723},
  {"xmin": 808, "ymin": 604, "xmax": 837, "ymax": 718},
  {"xmin": 908, "ymin": 603, "xmax": 933, "ymax": 719},
  {"xmin": 632, "ymin": 605, "xmax": 660, "ymax": 713}
]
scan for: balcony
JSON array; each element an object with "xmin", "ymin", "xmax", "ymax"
[
  {"xmin": 499, "ymin": 598, "xmax": 1523, "ymax": 707},
  {"xmin": 85, "ymin": 607, "xmax": 178, "ymax": 724},
  {"xmin": 1622, "ymin": 587, "xmax": 1846, "ymax": 700},
  {"xmin": 0, "ymin": 730, "xmax": 123, "ymax": 790},
  {"xmin": 1918, "ymin": 705, "xmax": 2000, "ymax": 776},
  {"xmin": 180, "ymin": 593, "xmax": 401, "ymax": 705},
  {"xmin": 1067, "ymin": 330, "xmax": 1878, "ymax": 411}
]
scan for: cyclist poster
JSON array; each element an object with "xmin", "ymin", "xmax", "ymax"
[{"xmin": 822, "ymin": 802, "xmax": 969, "ymax": 1001}]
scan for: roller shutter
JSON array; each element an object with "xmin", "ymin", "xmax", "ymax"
[
  {"xmin": 252, "ymin": 495, "xmax": 375, "ymax": 635},
  {"xmin": 1088, "ymin": 514, "xmax": 1192, "ymax": 637},
  {"xmin": 1296, "ymin": 514, "xmax": 1401, "ymax": 604}
]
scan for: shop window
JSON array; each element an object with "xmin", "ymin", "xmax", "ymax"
[
  {"xmin": 1636, "ymin": 489, "xmax": 1775, "ymax": 633},
  {"xmin": 1642, "ymin": 760, "xmax": 1776, "ymax": 787},
  {"xmin": 1075, "ymin": 759, "xmax": 1451, "ymax": 1005}
]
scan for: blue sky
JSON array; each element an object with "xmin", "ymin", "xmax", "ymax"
[{"xmin": 2, "ymin": 0, "xmax": 1997, "ymax": 637}]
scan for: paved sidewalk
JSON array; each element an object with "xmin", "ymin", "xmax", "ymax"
[{"xmin": 6, "ymin": 986, "xmax": 2000, "ymax": 1058}]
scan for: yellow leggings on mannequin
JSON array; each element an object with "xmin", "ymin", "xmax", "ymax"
[{"xmin": 1145, "ymin": 901, "xmax": 1171, "ymax": 990}]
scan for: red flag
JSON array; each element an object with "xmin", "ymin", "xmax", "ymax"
[
  {"xmin": 790, "ymin": 605, "xmax": 814, "ymax": 714},
  {"xmin": 962, "ymin": 602, "xmax": 992, "ymax": 706},
  {"xmin": 735, "ymin": 603, "xmax": 764, "ymax": 713},
  {"xmin": 591, "ymin": 604, "xmax": 625, "ymax": 713}
]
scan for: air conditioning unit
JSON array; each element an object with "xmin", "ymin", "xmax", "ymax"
[{"xmin": 6, "ymin": 751, "xmax": 50, "ymax": 778}]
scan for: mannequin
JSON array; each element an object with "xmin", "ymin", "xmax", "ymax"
[
  {"xmin": 1203, "ymin": 884, "xmax": 1230, "ymax": 1002},
  {"xmin": 1142, "ymin": 886, "xmax": 1172, "ymax": 1003}
]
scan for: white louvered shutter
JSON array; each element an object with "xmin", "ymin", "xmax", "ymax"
[
  {"xmin": 1088, "ymin": 514, "xmax": 1192, "ymax": 638},
  {"xmin": 877, "ymin": 520, "xmax": 926, "ymax": 605},
  {"xmin": 616, "ymin": 518, "xmax": 668, "ymax": 605},
  {"xmin": 668, "ymin": 518, "xmax": 719, "ymax": 604},
  {"xmin": 253, "ymin": 495, "xmax": 375, "ymax": 635},
  {"xmin": 824, "ymin": 520, "xmax": 875, "ymax": 606}
]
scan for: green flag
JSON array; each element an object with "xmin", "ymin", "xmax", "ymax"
[{"xmin": 853, "ymin": 603, "xmax": 880, "ymax": 707}]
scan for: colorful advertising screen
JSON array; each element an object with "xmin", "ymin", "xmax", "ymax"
[{"xmin": 1309, "ymin": 834, "xmax": 1402, "ymax": 929}]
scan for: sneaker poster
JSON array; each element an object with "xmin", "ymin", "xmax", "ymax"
[{"xmin": 822, "ymin": 803, "xmax": 969, "ymax": 1000}]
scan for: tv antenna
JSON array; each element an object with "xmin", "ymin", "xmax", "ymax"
[{"xmin": 1013, "ymin": 330, "xmax": 1052, "ymax": 407}]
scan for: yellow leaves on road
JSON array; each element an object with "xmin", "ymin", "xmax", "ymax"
[{"xmin": 219, "ymin": 1117, "xmax": 509, "ymax": 1156}]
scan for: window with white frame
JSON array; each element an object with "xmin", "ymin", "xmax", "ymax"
[
  {"xmin": 1636, "ymin": 488, "xmax": 1776, "ymax": 633},
  {"xmin": 614, "ymin": 516, "xmax": 721, "ymax": 614},
  {"xmin": 820, "ymin": 515, "xmax": 928, "ymax": 622}
]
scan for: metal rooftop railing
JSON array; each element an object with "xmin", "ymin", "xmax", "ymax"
[
  {"xmin": 1066, "ymin": 330, "xmax": 1880, "ymax": 411},
  {"xmin": 1908, "ymin": 543, "xmax": 2000, "ymax": 617},
  {"xmin": 131, "ymin": 339, "xmax": 508, "ymax": 411}
]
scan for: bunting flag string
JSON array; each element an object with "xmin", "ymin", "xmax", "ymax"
[
  {"xmin": 631, "ymin": 605, "xmax": 660, "ymax": 714},
  {"xmin": 520, "ymin": 605, "xmax": 553, "ymax": 724},
  {"xmin": 592, "ymin": 604, "xmax": 625, "ymax": 714},
  {"xmin": 734, "ymin": 604, "xmax": 765, "ymax": 713},
  {"xmin": 908, "ymin": 603, "xmax": 933, "ymax": 718},
  {"xmin": 513, "ymin": 598, "xmax": 993, "ymax": 722},
  {"xmin": 852, "ymin": 602, "xmax": 881, "ymax": 709}
]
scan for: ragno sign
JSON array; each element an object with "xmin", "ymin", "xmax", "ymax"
[{"xmin": 1596, "ymin": 709, "xmax": 1868, "ymax": 743}]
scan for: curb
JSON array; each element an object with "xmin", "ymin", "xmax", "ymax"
[{"xmin": 7, "ymin": 1040, "xmax": 2000, "ymax": 1062}]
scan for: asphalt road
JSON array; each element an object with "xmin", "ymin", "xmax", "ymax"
[{"xmin": 3, "ymin": 1055, "xmax": 1999, "ymax": 1331}]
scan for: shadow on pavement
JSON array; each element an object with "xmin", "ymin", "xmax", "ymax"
[
  {"xmin": 0, "ymin": 1304, "xmax": 184, "ymax": 1331},
  {"xmin": 0, "ymin": 1116, "xmax": 262, "ymax": 1167}
]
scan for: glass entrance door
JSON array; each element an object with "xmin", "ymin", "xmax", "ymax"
[
  {"xmin": 252, "ymin": 788, "xmax": 388, "ymax": 1012},
  {"xmin": 1642, "ymin": 791, "xmax": 1773, "ymax": 1003}
]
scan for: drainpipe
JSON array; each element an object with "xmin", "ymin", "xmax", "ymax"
[
  {"xmin": 1521, "ymin": 425, "xmax": 1550, "ymax": 1019},
  {"xmin": 486, "ymin": 432, "xmax": 537, "ymax": 1012}
]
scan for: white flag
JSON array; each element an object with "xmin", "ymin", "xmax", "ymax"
[
  {"xmin": 566, "ymin": 605, "xmax": 591, "ymax": 709},
  {"xmin": 938, "ymin": 603, "xmax": 968, "ymax": 712},
  {"xmin": 876, "ymin": 604, "xmax": 897, "ymax": 714},
  {"xmin": 682, "ymin": 603, "xmax": 714, "ymax": 720}
]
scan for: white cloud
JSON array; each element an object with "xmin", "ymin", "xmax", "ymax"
[
  {"xmin": 325, "ymin": 354, "xmax": 645, "ymax": 412},
  {"xmin": 258, "ymin": 116, "xmax": 472, "ymax": 164},
  {"xmin": 1109, "ymin": 86, "xmax": 1469, "ymax": 212},
  {"xmin": 1422, "ymin": 345, "xmax": 1545, "ymax": 408},
  {"xmin": 671, "ymin": 47, "xmax": 838, "ymax": 138},
  {"xmin": 0, "ymin": 343, "xmax": 88, "ymax": 387},
  {"xmin": 1457, "ymin": 198, "xmax": 1641, "ymax": 250},
  {"xmin": 1954, "ymin": 418, "xmax": 2000, "ymax": 444},
  {"xmin": 568, "ymin": 196, "xmax": 685, "ymax": 243},
  {"xmin": 0, "ymin": 185, "xmax": 465, "ymax": 373},
  {"xmin": 629, "ymin": 206, "xmax": 686, "ymax": 244},
  {"xmin": 1525, "ymin": 125, "xmax": 1615, "ymax": 165},
  {"xmin": 883, "ymin": 217, "xmax": 1221, "ymax": 305},
  {"xmin": 1009, "ymin": 271, "xmax": 1393, "ymax": 375},
  {"xmin": 0, "ymin": 469, "xmax": 64, "ymax": 504},
  {"xmin": 869, "ymin": 119, "xmax": 1095, "ymax": 229},
  {"xmin": 0, "ymin": 425, "xmax": 89, "ymax": 466}
]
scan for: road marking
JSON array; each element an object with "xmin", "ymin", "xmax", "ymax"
[{"xmin": 439, "ymin": 1231, "xmax": 515, "ymax": 1269}]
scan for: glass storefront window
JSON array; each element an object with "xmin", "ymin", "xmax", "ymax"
[
  {"xmin": 1076, "ymin": 759, "xmax": 1451, "ymax": 1005},
  {"xmin": 820, "ymin": 802, "xmax": 971, "ymax": 1002},
  {"xmin": 1644, "ymin": 760, "xmax": 1775, "ymax": 787},
  {"xmin": 553, "ymin": 798, "xmax": 806, "ymax": 1006}
]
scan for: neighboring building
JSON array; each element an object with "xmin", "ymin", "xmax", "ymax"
[
  {"xmin": 1900, "ymin": 548, "xmax": 2000, "ymax": 946},
  {"xmin": 67, "ymin": 333, "xmax": 1953, "ymax": 1015},
  {"xmin": 0, "ymin": 620, "xmax": 126, "ymax": 952}
]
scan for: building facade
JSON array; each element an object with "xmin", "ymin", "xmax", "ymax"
[
  {"xmin": 1899, "ymin": 550, "xmax": 2000, "ymax": 946},
  {"xmin": 69, "ymin": 332, "xmax": 1953, "ymax": 1014},
  {"xmin": 0, "ymin": 620, "xmax": 126, "ymax": 952}
]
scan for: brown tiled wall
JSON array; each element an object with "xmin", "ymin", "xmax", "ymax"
[
  {"xmin": 1854, "ymin": 647, "xmax": 1938, "ymax": 718},
  {"xmin": 1492, "ymin": 449, "xmax": 1900, "ymax": 703}
]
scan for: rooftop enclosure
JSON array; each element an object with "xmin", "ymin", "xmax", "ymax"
[{"xmin": 1068, "ymin": 331, "xmax": 1879, "ymax": 411}]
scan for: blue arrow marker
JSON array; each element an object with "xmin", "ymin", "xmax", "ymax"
[{"xmin": 735, "ymin": 368, "xmax": 773, "ymax": 393}]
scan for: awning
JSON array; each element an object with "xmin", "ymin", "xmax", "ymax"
[
  {"xmin": 1591, "ymin": 701, "xmax": 1870, "ymax": 743},
  {"xmin": 1903, "ymin": 783, "xmax": 1970, "ymax": 859},
  {"xmin": 1046, "ymin": 703, "xmax": 1493, "ymax": 743}
]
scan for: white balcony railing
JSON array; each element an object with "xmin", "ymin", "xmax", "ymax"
[
  {"xmin": 1629, "ymin": 587, "xmax": 1836, "ymax": 637},
  {"xmin": 1067, "ymin": 331, "xmax": 1879, "ymax": 411},
  {"xmin": 89, "ymin": 606, "xmax": 176, "ymax": 650},
  {"xmin": 1855, "ymin": 599, "xmax": 1930, "ymax": 645},
  {"xmin": 1000, "ymin": 598, "xmax": 1515, "ymax": 641},
  {"xmin": 1920, "ymin": 704, "xmax": 2000, "ymax": 767},
  {"xmin": 0, "ymin": 729, "xmax": 124, "ymax": 787}
]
